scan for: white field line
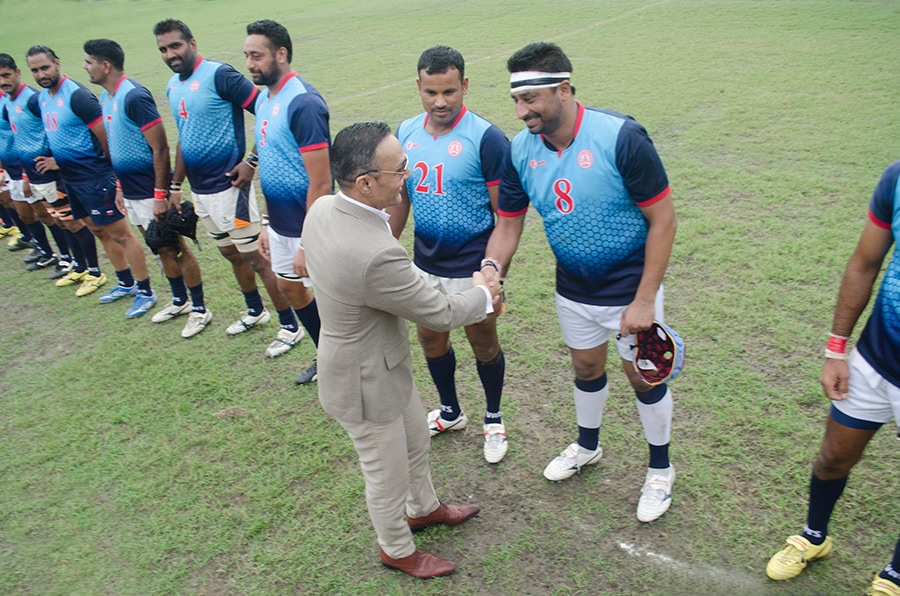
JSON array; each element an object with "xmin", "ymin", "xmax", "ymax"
[{"xmin": 618, "ymin": 541, "xmax": 769, "ymax": 592}]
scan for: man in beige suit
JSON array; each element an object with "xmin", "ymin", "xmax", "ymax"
[{"xmin": 303, "ymin": 121, "xmax": 500, "ymax": 579}]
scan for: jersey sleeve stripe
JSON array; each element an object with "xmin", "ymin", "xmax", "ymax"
[
  {"xmin": 498, "ymin": 207, "xmax": 528, "ymax": 217},
  {"xmin": 868, "ymin": 208, "xmax": 892, "ymax": 229},
  {"xmin": 87, "ymin": 116, "xmax": 103, "ymax": 129},
  {"xmin": 635, "ymin": 185, "xmax": 671, "ymax": 208},
  {"xmin": 485, "ymin": 179, "xmax": 500, "ymax": 187},
  {"xmin": 299, "ymin": 141, "xmax": 329, "ymax": 153},
  {"xmin": 139, "ymin": 117, "xmax": 163, "ymax": 132},
  {"xmin": 240, "ymin": 87, "xmax": 259, "ymax": 109}
]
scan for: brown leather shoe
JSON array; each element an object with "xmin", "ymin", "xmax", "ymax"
[
  {"xmin": 380, "ymin": 548, "xmax": 456, "ymax": 578},
  {"xmin": 407, "ymin": 501, "xmax": 480, "ymax": 531}
]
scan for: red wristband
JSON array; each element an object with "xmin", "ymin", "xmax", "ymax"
[
  {"xmin": 153, "ymin": 189, "xmax": 167, "ymax": 201},
  {"xmin": 826, "ymin": 334, "xmax": 848, "ymax": 354}
]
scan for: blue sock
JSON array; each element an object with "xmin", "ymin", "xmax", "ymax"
[
  {"xmin": 167, "ymin": 276, "xmax": 188, "ymax": 305},
  {"xmin": 478, "ymin": 349, "xmax": 505, "ymax": 425},
  {"xmin": 242, "ymin": 289, "xmax": 264, "ymax": 316},
  {"xmin": 294, "ymin": 298, "xmax": 320, "ymax": 347},
  {"xmin": 27, "ymin": 221, "xmax": 52, "ymax": 255},
  {"xmin": 277, "ymin": 307, "xmax": 299, "ymax": 332},
  {"xmin": 188, "ymin": 283, "xmax": 205, "ymax": 312},
  {"xmin": 8, "ymin": 210, "xmax": 32, "ymax": 241},
  {"xmin": 115, "ymin": 267, "xmax": 135, "ymax": 288},
  {"xmin": 879, "ymin": 535, "xmax": 900, "ymax": 585},
  {"xmin": 802, "ymin": 473, "xmax": 848, "ymax": 545},
  {"xmin": 577, "ymin": 426, "xmax": 600, "ymax": 451},
  {"xmin": 648, "ymin": 444, "xmax": 670, "ymax": 469},
  {"xmin": 427, "ymin": 347, "xmax": 460, "ymax": 419},
  {"xmin": 75, "ymin": 226, "xmax": 99, "ymax": 268},
  {"xmin": 0, "ymin": 205, "xmax": 13, "ymax": 227},
  {"xmin": 64, "ymin": 229, "xmax": 85, "ymax": 272},
  {"xmin": 136, "ymin": 277, "xmax": 151, "ymax": 295},
  {"xmin": 48, "ymin": 223, "xmax": 69, "ymax": 259}
]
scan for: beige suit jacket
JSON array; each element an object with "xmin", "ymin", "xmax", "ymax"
[{"xmin": 304, "ymin": 192, "xmax": 487, "ymax": 424}]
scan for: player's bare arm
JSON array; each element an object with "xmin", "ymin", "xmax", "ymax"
[
  {"xmin": 168, "ymin": 142, "xmax": 186, "ymax": 214},
  {"xmin": 301, "ymin": 146, "xmax": 332, "ymax": 211},
  {"xmin": 141, "ymin": 121, "xmax": 171, "ymax": 218},
  {"xmin": 483, "ymin": 212, "xmax": 525, "ymax": 286},
  {"xmin": 820, "ymin": 219, "xmax": 893, "ymax": 401},
  {"xmin": 620, "ymin": 192, "xmax": 677, "ymax": 336}
]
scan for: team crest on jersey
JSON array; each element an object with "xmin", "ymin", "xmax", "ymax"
[
  {"xmin": 447, "ymin": 140, "xmax": 463, "ymax": 157},
  {"xmin": 272, "ymin": 103, "xmax": 280, "ymax": 117},
  {"xmin": 113, "ymin": 101, "xmax": 118, "ymax": 112},
  {"xmin": 15, "ymin": 105, "xmax": 22, "ymax": 114},
  {"xmin": 529, "ymin": 159, "xmax": 546, "ymax": 169},
  {"xmin": 405, "ymin": 141, "xmax": 419, "ymax": 149},
  {"xmin": 190, "ymin": 81, "xmax": 200, "ymax": 92},
  {"xmin": 577, "ymin": 149, "xmax": 594, "ymax": 169},
  {"xmin": 56, "ymin": 98, "xmax": 64, "ymax": 107}
]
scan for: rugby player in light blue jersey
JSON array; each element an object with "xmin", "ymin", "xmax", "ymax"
[
  {"xmin": 27, "ymin": 45, "xmax": 149, "ymax": 301},
  {"xmin": 483, "ymin": 42, "xmax": 678, "ymax": 522},
  {"xmin": 155, "ymin": 19, "xmax": 293, "ymax": 343},
  {"xmin": 391, "ymin": 46, "xmax": 510, "ymax": 463},
  {"xmin": 243, "ymin": 19, "xmax": 330, "ymax": 381}
]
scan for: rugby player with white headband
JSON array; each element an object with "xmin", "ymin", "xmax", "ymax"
[{"xmin": 482, "ymin": 42, "xmax": 679, "ymax": 522}]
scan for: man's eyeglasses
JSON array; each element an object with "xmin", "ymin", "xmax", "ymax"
[{"xmin": 358, "ymin": 154, "xmax": 409, "ymax": 178}]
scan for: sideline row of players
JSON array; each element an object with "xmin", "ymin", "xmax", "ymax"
[{"xmin": 1, "ymin": 19, "xmax": 897, "ymax": 591}]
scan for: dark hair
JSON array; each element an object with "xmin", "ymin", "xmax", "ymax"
[
  {"xmin": 507, "ymin": 42, "xmax": 572, "ymax": 75},
  {"xmin": 332, "ymin": 121, "xmax": 392, "ymax": 186},
  {"xmin": 507, "ymin": 42, "xmax": 574, "ymax": 95},
  {"xmin": 417, "ymin": 45, "xmax": 464, "ymax": 79},
  {"xmin": 83, "ymin": 39, "xmax": 125, "ymax": 71},
  {"xmin": 153, "ymin": 19, "xmax": 193, "ymax": 41},
  {"xmin": 26, "ymin": 45, "xmax": 59, "ymax": 61},
  {"xmin": 0, "ymin": 54, "xmax": 16, "ymax": 70},
  {"xmin": 246, "ymin": 19, "xmax": 292, "ymax": 63}
]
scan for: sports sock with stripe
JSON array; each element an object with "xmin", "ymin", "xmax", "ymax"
[
  {"xmin": 427, "ymin": 347, "xmax": 460, "ymax": 420},
  {"xmin": 478, "ymin": 349, "xmax": 505, "ymax": 425}
]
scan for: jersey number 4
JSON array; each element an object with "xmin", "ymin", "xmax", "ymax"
[
  {"xmin": 178, "ymin": 99, "xmax": 189, "ymax": 120},
  {"xmin": 413, "ymin": 161, "xmax": 445, "ymax": 195}
]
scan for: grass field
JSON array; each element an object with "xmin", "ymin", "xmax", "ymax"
[{"xmin": 2, "ymin": 0, "xmax": 900, "ymax": 594}]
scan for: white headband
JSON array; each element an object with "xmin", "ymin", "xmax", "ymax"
[{"xmin": 509, "ymin": 70, "xmax": 571, "ymax": 92}]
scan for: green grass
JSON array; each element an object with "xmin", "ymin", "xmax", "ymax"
[{"xmin": 2, "ymin": 0, "xmax": 900, "ymax": 594}]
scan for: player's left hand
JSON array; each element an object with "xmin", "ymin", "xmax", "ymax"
[
  {"xmin": 259, "ymin": 226, "xmax": 271, "ymax": 261},
  {"xmin": 34, "ymin": 155, "xmax": 59, "ymax": 174},
  {"xmin": 114, "ymin": 187, "xmax": 126, "ymax": 216},
  {"xmin": 153, "ymin": 196, "xmax": 169, "ymax": 220},
  {"xmin": 619, "ymin": 298, "xmax": 655, "ymax": 337},
  {"xmin": 225, "ymin": 161, "xmax": 254, "ymax": 188},
  {"xmin": 292, "ymin": 245, "xmax": 308, "ymax": 278},
  {"xmin": 820, "ymin": 358, "xmax": 850, "ymax": 401}
]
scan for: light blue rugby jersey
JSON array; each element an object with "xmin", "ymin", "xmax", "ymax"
[
  {"xmin": 499, "ymin": 102, "xmax": 670, "ymax": 306},
  {"xmin": 39, "ymin": 76, "xmax": 114, "ymax": 184},
  {"xmin": 254, "ymin": 72, "xmax": 330, "ymax": 238},
  {"xmin": 101, "ymin": 76, "xmax": 160, "ymax": 200},
  {"xmin": 166, "ymin": 57, "xmax": 257, "ymax": 194},
  {"xmin": 5, "ymin": 85, "xmax": 58, "ymax": 183},
  {"xmin": 397, "ymin": 105, "xmax": 509, "ymax": 277},
  {"xmin": 0, "ymin": 91, "xmax": 23, "ymax": 178},
  {"xmin": 858, "ymin": 160, "xmax": 900, "ymax": 388}
]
